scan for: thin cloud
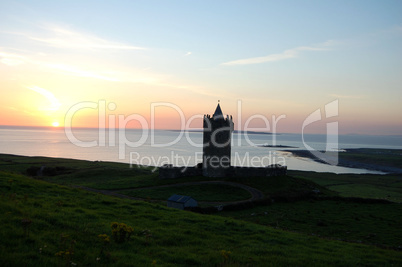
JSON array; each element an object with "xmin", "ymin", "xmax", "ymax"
[
  {"xmin": 0, "ymin": 48, "xmax": 121, "ymax": 81},
  {"xmin": 46, "ymin": 63, "xmax": 120, "ymax": 82},
  {"xmin": 5, "ymin": 106, "xmax": 35, "ymax": 115},
  {"xmin": 221, "ymin": 42, "xmax": 333, "ymax": 66},
  {"xmin": 27, "ymin": 86, "xmax": 61, "ymax": 111},
  {"xmin": 184, "ymin": 51, "xmax": 192, "ymax": 56},
  {"xmin": 0, "ymin": 48, "xmax": 168, "ymax": 85},
  {"xmin": 0, "ymin": 51, "xmax": 26, "ymax": 66},
  {"xmin": 3, "ymin": 24, "xmax": 145, "ymax": 51},
  {"xmin": 34, "ymin": 25, "xmax": 145, "ymax": 50},
  {"xmin": 330, "ymin": 94, "xmax": 365, "ymax": 99}
]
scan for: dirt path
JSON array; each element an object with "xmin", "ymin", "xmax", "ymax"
[{"xmin": 71, "ymin": 181, "xmax": 265, "ymax": 206}]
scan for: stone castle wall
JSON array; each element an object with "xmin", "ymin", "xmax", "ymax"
[
  {"xmin": 159, "ymin": 164, "xmax": 202, "ymax": 179},
  {"xmin": 229, "ymin": 165, "xmax": 287, "ymax": 177},
  {"xmin": 159, "ymin": 164, "xmax": 287, "ymax": 179}
]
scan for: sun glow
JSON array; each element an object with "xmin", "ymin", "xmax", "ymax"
[{"xmin": 52, "ymin": 121, "xmax": 60, "ymax": 127}]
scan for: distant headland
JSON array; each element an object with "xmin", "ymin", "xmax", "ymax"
[
  {"xmin": 284, "ymin": 148, "xmax": 402, "ymax": 174},
  {"xmin": 259, "ymin": 144, "xmax": 297, "ymax": 148}
]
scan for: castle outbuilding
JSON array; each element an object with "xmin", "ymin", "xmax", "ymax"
[{"xmin": 167, "ymin": 194, "xmax": 198, "ymax": 210}]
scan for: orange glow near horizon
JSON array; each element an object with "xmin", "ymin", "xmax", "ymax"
[{"xmin": 0, "ymin": 99, "xmax": 401, "ymax": 135}]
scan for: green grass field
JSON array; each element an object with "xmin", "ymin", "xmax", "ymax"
[
  {"xmin": 219, "ymin": 200, "xmax": 402, "ymax": 248},
  {"xmin": 289, "ymin": 170, "xmax": 402, "ymax": 203},
  {"xmin": 1, "ymin": 170, "xmax": 402, "ymax": 266},
  {"xmin": 120, "ymin": 184, "xmax": 252, "ymax": 202},
  {"xmin": 1, "ymin": 153, "xmax": 401, "ymax": 265}
]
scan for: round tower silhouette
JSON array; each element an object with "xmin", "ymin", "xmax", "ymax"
[{"xmin": 202, "ymin": 103, "xmax": 234, "ymax": 177}]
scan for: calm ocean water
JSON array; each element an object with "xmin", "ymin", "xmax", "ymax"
[{"xmin": 1, "ymin": 126, "xmax": 401, "ymax": 174}]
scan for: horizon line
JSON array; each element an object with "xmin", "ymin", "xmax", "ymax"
[{"xmin": 0, "ymin": 125, "xmax": 401, "ymax": 137}]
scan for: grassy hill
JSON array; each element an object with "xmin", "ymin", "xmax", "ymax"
[
  {"xmin": 0, "ymin": 154, "xmax": 401, "ymax": 266},
  {"xmin": 289, "ymin": 170, "xmax": 402, "ymax": 203}
]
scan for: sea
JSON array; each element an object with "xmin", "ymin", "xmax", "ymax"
[{"xmin": 1, "ymin": 126, "xmax": 401, "ymax": 174}]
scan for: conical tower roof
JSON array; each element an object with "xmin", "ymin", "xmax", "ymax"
[{"xmin": 213, "ymin": 103, "xmax": 224, "ymax": 119}]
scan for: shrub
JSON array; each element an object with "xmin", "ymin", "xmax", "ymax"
[
  {"xmin": 26, "ymin": 166, "xmax": 40, "ymax": 176},
  {"xmin": 111, "ymin": 222, "xmax": 133, "ymax": 243}
]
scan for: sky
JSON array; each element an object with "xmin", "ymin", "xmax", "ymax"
[{"xmin": 0, "ymin": 0, "xmax": 401, "ymax": 135}]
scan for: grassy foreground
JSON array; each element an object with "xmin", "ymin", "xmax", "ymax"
[
  {"xmin": 0, "ymin": 154, "xmax": 401, "ymax": 266},
  {"xmin": 220, "ymin": 199, "xmax": 402, "ymax": 248}
]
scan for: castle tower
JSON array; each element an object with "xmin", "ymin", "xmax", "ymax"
[{"xmin": 202, "ymin": 103, "xmax": 234, "ymax": 177}]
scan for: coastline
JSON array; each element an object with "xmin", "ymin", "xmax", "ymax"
[
  {"xmin": 2, "ymin": 147, "xmax": 402, "ymax": 175},
  {"xmin": 283, "ymin": 148, "xmax": 402, "ymax": 174}
]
